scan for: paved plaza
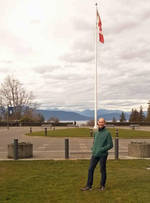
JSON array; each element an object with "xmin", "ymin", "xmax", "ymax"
[{"xmin": 0, "ymin": 126, "xmax": 150, "ymax": 160}]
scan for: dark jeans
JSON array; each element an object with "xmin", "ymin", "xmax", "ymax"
[{"xmin": 86, "ymin": 155, "xmax": 108, "ymax": 188}]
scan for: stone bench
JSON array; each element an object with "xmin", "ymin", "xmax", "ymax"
[
  {"xmin": 128, "ymin": 142, "xmax": 150, "ymax": 158},
  {"xmin": 8, "ymin": 142, "xmax": 33, "ymax": 159}
]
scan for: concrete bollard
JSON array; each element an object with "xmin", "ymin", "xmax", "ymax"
[
  {"xmin": 65, "ymin": 138, "xmax": 69, "ymax": 159},
  {"xmin": 89, "ymin": 129, "xmax": 93, "ymax": 137},
  {"xmin": 14, "ymin": 139, "xmax": 18, "ymax": 160},
  {"xmin": 45, "ymin": 128, "xmax": 47, "ymax": 136},
  {"xmin": 115, "ymin": 128, "xmax": 119, "ymax": 160},
  {"xmin": 30, "ymin": 127, "xmax": 32, "ymax": 133}
]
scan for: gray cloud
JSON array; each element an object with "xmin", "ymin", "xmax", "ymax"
[
  {"xmin": 121, "ymin": 48, "xmax": 150, "ymax": 61},
  {"xmin": 30, "ymin": 19, "xmax": 41, "ymax": 24},
  {"xmin": 73, "ymin": 18, "xmax": 93, "ymax": 31},
  {"xmin": 0, "ymin": 60, "xmax": 12, "ymax": 64},
  {"xmin": 105, "ymin": 21, "xmax": 138, "ymax": 36},
  {"xmin": 0, "ymin": 67, "xmax": 9, "ymax": 73},
  {"xmin": 103, "ymin": 99, "xmax": 148, "ymax": 111},
  {"xmin": 34, "ymin": 65, "xmax": 61, "ymax": 74},
  {"xmin": 71, "ymin": 39, "xmax": 94, "ymax": 53},
  {"xmin": 141, "ymin": 10, "xmax": 150, "ymax": 20},
  {"xmin": 60, "ymin": 50, "xmax": 94, "ymax": 63},
  {"xmin": 0, "ymin": 29, "xmax": 33, "ymax": 55}
]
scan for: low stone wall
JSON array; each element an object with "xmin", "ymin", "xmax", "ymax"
[
  {"xmin": 128, "ymin": 142, "xmax": 150, "ymax": 158},
  {"xmin": 8, "ymin": 142, "xmax": 33, "ymax": 158}
]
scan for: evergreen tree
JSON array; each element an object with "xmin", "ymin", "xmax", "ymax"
[
  {"xmin": 139, "ymin": 105, "xmax": 145, "ymax": 122},
  {"xmin": 129, "ymin": 108, "xmax": 134, "ymax": 122},
  {"xmin": 129, "ymin": 108, "xmax": 141, "ymax": 122},
  {"xmin": 146, "ymin": 101, "xmax": 150, "ymax": 121},
  {"xmin": 120, "ymin": 112, "xmax": 126, "ymax": 122},
  {"xmin": 133, "ymin": 109, "xmax": 139, "ymax": 122}
]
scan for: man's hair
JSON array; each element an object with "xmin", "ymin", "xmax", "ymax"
[{"xmin": 98, "ymin": 118, "xmax": 105, "ymax": 123}]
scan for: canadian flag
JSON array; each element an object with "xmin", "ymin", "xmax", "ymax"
[{"xmin": 97, "ymin": 10, "xmax": 104, "ymax": 43}]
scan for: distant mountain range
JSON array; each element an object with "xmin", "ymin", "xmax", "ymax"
[
  {"xmin": 78, "ymin": 109, "xmax": 130, "ymax": 121},
  {"xmin": 37, "ymin": 109, "xmax": 131, "ymax": 121},
  {"xmin": 37, "ymin": 110, "xmax": 90, "ymax": 121}
]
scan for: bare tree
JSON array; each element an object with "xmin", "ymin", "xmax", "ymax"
[
  {"xmin": 0, "ymin": 76, "xmax": 34, "ymax": 120},
  {"xmin": 48, "ymin": 117, "xmax": 59, "ymax": 125},
  {"xmin": 21, "ymin": 108, "xmax": 45, "ymax": 123},
  {"xmin": 86, "ymin": 120, "xmax": 94, "ymax": 127},
  {"xmin": 112, "ymin": 116, "xmax": 116, "ymax": 123}
]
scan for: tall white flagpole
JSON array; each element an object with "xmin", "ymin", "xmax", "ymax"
[{"xmin": 94, "ymin": 3, "xmax": 98, "ymax": 129}]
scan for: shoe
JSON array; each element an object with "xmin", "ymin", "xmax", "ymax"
[
  {"xmin": 99, "ymin": 186, "xmax": 105, "ymax": 191},
  {"xmin": 80, "ymin": 186, "xmax": 92, "ymax": 191}
]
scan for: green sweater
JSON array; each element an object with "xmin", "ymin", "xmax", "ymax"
[{"xmin": 91, "ymin": 127, "xmax": 113, "ymax": 157}]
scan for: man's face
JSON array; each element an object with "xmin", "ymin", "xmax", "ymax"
[{"xmin": 97, "ymin": 118, "xmax": 105, "ymax": 128}]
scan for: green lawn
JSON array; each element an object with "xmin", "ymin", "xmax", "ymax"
[
  {"xmin": 27, "ymin": 127, "xmax": 150, "ymax": 139},
  {"xmin": 109, "ymin": 128, "xmax": 150, "ymax": 139},
  {"xmin": 0, "ymin": 160, "xmax": 150, "ymax": 203}
]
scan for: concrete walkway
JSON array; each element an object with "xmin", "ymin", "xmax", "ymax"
[{"xmin": 0, "ymin": 126, "xmax": 150, "ymax": 160}]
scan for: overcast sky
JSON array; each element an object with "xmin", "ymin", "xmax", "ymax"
[{"xmin": 0, "ymin": 0, "xmax": 150, "ymax": 112}]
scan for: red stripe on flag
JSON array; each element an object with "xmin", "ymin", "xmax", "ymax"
[{"xmin": 99, "ymin": 33, "xmax": 104, "ymax": 43}]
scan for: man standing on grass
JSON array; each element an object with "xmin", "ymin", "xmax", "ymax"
[{"xmin": 81, "ymin": 118, "xmax": 113, "ymax": 191}]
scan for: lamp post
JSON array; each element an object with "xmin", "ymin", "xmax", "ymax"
[
  {"xmin": 7, "ymin": 106, "xmax": 14, "ymax": 130},
  {"xmin": 7, "ymin": 105, "xmax": 9, "ymax": 130}
]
